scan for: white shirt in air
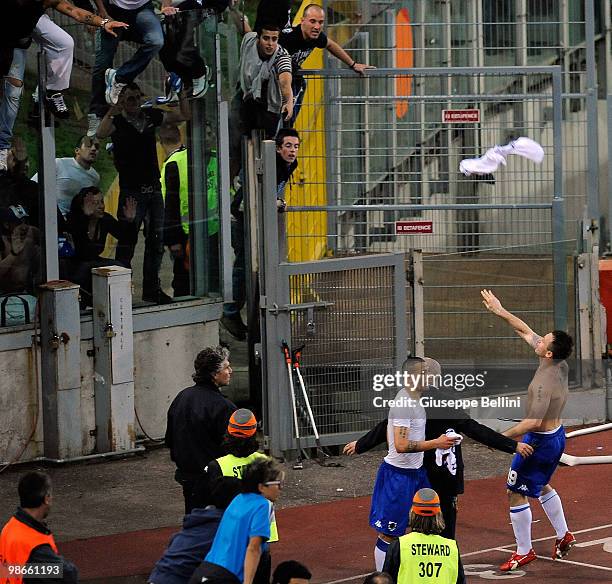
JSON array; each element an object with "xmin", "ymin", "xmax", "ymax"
[
  {"xmin": 32, "ymin": 158, "xmax": 100, "ymax": 217},
  {"xmin": 383, "ymin": 388, "xmax": 426, "ymax": 469}
]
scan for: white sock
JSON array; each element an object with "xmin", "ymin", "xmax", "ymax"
[
  {"xmin": 539, "ymin": 489, "xmax": 568, "ymax": 539},
  {"xmin": 510, "ymin": 504, "xmax": 532, "ymax": 555},
  {"xmin": 374, "ymin": 537, "xmax": 389, "ymax": 571}
]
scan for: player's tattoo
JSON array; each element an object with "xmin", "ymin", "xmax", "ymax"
[
  {"xmin": 404, "ymin": 440, "xmax": 419, "ymax": 452},
  {"xmin": 398, "ymin": 427, "xmax": 408, "ymax": 439},
  {"xmin": 83, "ymin": 13, "xmax": 95, "ymax": 23}
]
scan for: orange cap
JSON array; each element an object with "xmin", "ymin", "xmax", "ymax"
[
  {"xmin": 228, "ymin": 409, "xmax": 257, "ymax": 438},
  {"xmin": 411, "ymin": 488, "xmax": 441, "ymax": 516}
]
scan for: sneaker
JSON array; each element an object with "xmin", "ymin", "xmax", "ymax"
[
  {"xmin": 553, "ymin": 531, "xmax": 576, "ymax": 559},
  {"xmin": 87, "ymin": 113, "xmax": 101, "ymax": 137},
  {"xmin": 192, "ymin": 66, "xmax": 212, "ymax": 98},
  {"xmin": 45, "ymin": 91, "xmax": 70, "ymax": 119},
  {"xmin": 500, "ymin": 549, "xmax": 537, "ymax": 572},
  {"xmin": 221, "ymin": 314, "xmax": 247, "ymax": 341},
  {"xmin": 155, "ymin": 72, "xmax": 182, "ymax": 105},
  {"xmin": 105, "ymin": 68, "xmax": 126, "ymax": 105},
  {"xmin": 0, "ymin": 149, "xmax": 8, "ymax": 173}
]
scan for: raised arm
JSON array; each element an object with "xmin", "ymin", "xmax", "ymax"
[
  {"xmin": 49, "ymin": 0, "xmax": 129, "ymax": 36},
  {"xmin": 95, "ymin": 103, "xmax": 120, "ymax": 139},
  {"xmin": 326, "ymin": 39, "xmax": 375, "ymax": 76},
  {"xmin": 278, "ymin": 71, "xmax": 294, "ymax": 121},
  {"xmin": 480, "ymin": 289, "xmax": 539, "ymax": 346}
]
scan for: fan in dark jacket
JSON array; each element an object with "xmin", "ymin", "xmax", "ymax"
[
  {"xmin": 148, "ymin": 476, "xmax": 243, "ymax": 584},
  {"xmin": 62, "ymin": 186, "xmax": 137, "ymax": 303},
  {"xmin": 344, "ymin": 357, "xmax": 534, "ymax": 539},
  {"xmin": 166, "ymin": 346, "xmax": 237, "ymax": 514}
]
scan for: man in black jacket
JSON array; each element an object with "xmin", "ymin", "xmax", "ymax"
[
  {"xmin": 222, "ymin": 129, "xmax": 300, "ymax": 340},
  {"xmin": 344, "ymin": 357, "xmax": 533, "ymax": 540},
  {"xmin": 0, "ymin": 472, "xmax": 78, "ymax": 583},
  {"xmin": 166, "ymin": 346, "xmax": 237, "ymax": 513}
]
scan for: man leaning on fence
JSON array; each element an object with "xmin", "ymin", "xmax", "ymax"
[{"xmin": 229, "ymin": 23, "xmax": 294, "ymax": 180}]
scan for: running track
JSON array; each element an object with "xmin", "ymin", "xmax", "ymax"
[{"xmin": 63, "ymin": 431, "xmax": 612, "ymax": 583}]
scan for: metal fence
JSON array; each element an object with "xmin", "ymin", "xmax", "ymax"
[{"xmin": 281, "ymin": 66, "xmax": 574, "ymax": 373}]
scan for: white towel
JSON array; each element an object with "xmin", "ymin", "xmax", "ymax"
[
  {"xmin": 459, "ymin": 137, "xmax": 544, "ymax": 176},
  {"xmin": 434, "ymin": 430, "xmax": 463, "ymax": 476}
]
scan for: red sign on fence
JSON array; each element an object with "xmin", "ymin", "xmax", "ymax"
[
  {"xmin": 395, "ymin": 221, "xmax": 433, "ymax": 234},
  {"xmin": 442, "ymin": 109, "xmax": 480, "ymax": 123}
]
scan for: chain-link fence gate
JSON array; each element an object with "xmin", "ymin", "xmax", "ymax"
[{"xmin": 247, "ymin": 66, "xmax": 571, "ymax": 457}]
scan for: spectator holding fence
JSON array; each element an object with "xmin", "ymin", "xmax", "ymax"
[
  {"xmin": 222, "ymin": 128, "xmax": 299, "ymax": 340},
  {"xmin": 229, "ymin": 23, "xmax": 294, "ymax": 180},
  {"xmin": 279, "ymin": 4, "xmax": 373, "ymax": 124}
]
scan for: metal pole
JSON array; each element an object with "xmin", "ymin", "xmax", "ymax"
[
  {"xmin": 552, "ymin": 68, "xmax": 567, "ymax": 332},
  {"xmin": 585, "ymin": 0, "xmax": 600, "ymax": 223},
  {"xmin": 188, "ymin": 91, "xmax": 208, "ymax": 297},
  {"xmin": 608, "ymin": 95, "xmax": 612, "ymax": 251},
  {"xmin": 218, "ymin": 101, "xmax": 233, "ymax": 302},
  {"xmin": 410, "ymin": 250, "xmax": 424, "ymax": 357},
  {"xmin": 393, "ymin": 253, "xmax": 408, "ymax": 368},
  {"xmin": 37, "ymin": 51, "xmax": 58, "ymax": 282}
]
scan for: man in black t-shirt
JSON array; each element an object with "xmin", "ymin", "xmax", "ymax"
[
  {"xmin": 96, "ymin": 82, "xmax": 188, "ymax": 304},
  {"xmin": 279, "ymin": 3, "xmax": 373, "ymax": 125}
]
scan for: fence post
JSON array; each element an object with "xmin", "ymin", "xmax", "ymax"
[
  {"xmin": 91, "ymin": 266, "xmax": 135, "ymax": 452},
  {"xmin": 410, "ymin": 250, "xmax": 424, "ymax": 357},
  {"xmin": 39, "ymin": 281, "xmax": 82, "ymax": 459}
]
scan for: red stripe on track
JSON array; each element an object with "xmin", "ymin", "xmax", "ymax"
[{"xmin": 62, "ymin": 455, "xmax": 612, "ymax": 582}]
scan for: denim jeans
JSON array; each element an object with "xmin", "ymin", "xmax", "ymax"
[
  {"xmin": 89, "ymin": 1, "xmax": 164, "ymax": 117},
  {"xmin": 0, "ymin": 49, "xmax": 25, "ymax": 150},
  {"xmin": 0, "ymin": 15, "xmax": 73, "ymax": 150},
  {"xmin": 115, "ymin": 185, "xmax": 165, "ymax": 298}
]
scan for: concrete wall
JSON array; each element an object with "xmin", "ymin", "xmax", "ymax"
[{"xmin": 0, "ymin": 319, "xmax": 219, "ymax": 463}]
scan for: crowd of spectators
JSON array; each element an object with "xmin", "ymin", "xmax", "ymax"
[{"xmin": 0, "ymin": 0, "xmax": 370, "ymax": 320}]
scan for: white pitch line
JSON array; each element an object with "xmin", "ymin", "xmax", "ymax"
[
  {"xmin": 492, "ymin": 548, "xmax": 612, "ymax": 573},
  {"xmin": 320, "ymin": 524, "xmax": 612, "ymax": 584},
  {"xmin": 464, "ymin": 522, "xmax": 612, "ymax": 556}
]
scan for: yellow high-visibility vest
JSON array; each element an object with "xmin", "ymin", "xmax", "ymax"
[{"xmin": 397, "ymin": 531, "xmax": 458, "ymax": 584}]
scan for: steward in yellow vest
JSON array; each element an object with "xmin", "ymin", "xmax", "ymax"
[
  {"xmin": 383, "ymin": 488, "xmax": 464, "ymax": 584},
  {"xmin": 205, "ymin": 409, "xmax": 279, "ymax": 543},
  {"xmin": 160, "ymin": 124, "xmax": 220, "ymax": 297},
  {"xmin": 0, "ymin": 472, "xmax": 78, "ymax": 584}
]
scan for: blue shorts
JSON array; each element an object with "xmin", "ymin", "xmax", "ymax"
[
  {"xmin": 369, "ymin": 461, "xmax": 430, "ymax": 536},
  {"xmin": 506, "ymin": 426, "xmax": 565, "ymax": 498}
]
